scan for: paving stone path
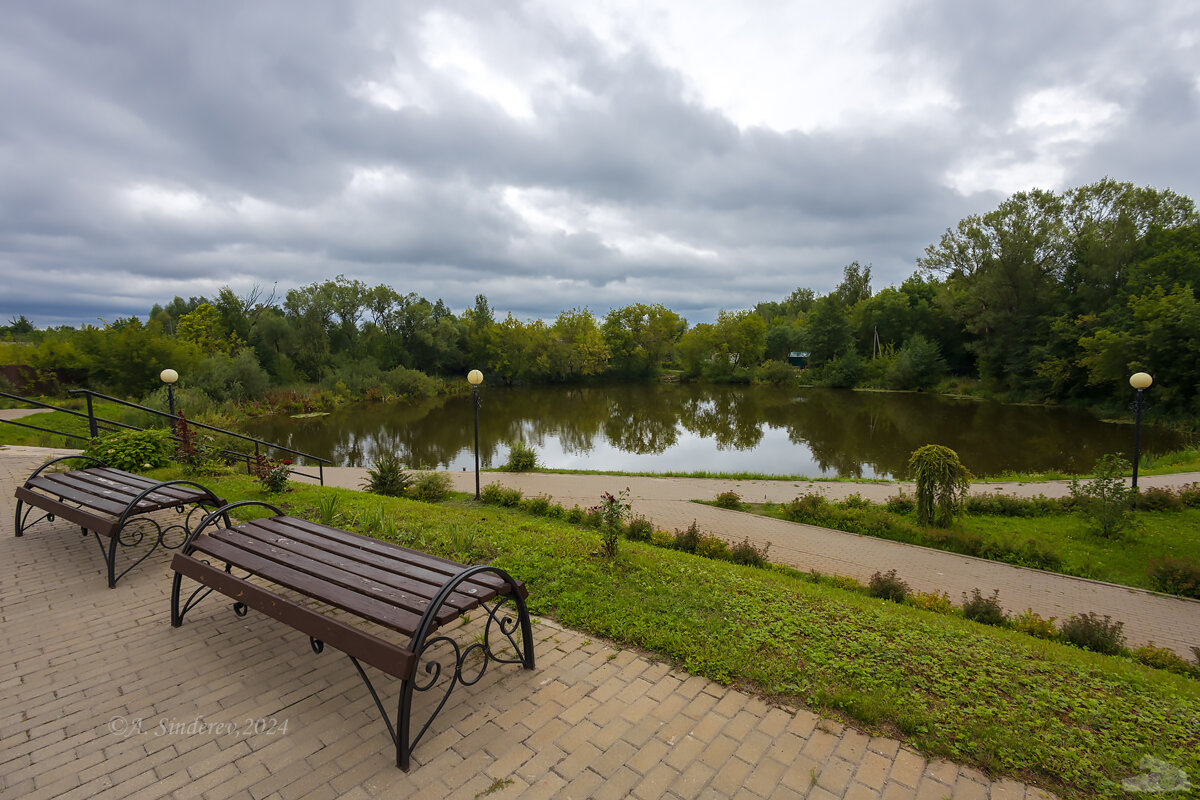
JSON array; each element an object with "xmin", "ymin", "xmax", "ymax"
[{"xmin": 1, "ymin": 448, "xmax": 1059, "ymax": 799}]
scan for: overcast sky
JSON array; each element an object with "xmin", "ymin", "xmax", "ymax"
[{"xmin": 2, "ymin": 1, "xmax": 1198, "ymax": 328}]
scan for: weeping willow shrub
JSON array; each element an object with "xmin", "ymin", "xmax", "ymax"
[{"xmin": 907, "ymin": 444, "xmax": 971, "ymax": 527}]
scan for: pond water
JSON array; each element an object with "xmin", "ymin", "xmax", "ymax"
[{"xmin": 240, "ymin": 384, "xmax": 1186, "ymax": 479}]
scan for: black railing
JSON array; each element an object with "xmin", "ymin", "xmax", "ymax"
[{"xmin": 0, "ymin": 389, "xmax": 329, "ymax": 485}]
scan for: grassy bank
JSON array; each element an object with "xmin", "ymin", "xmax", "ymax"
[{"xmin": 159, "ymin": 469, "xmax": 1197, "ymax": 798}]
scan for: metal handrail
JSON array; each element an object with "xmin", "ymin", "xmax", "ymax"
[{"xmin": 1, "ymin": 389, "xmax": 328, "ymax": 485}]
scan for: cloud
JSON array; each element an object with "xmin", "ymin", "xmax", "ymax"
[{"xmin": 1, "ymin": 1, "xmax": 1197, "ymax": 328}]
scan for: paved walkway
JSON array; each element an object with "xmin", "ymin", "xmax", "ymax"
[
  {"xmin": 326, "ymin": 468, "xmax": 1200, "ymax": 659},
  {"xmin": 1, "ymin": 447, "xmax": 1056, "ymax": 799}
]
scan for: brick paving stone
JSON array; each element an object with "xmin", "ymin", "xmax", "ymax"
[
  {"xmin": 0, "ymin": 450, "xmax": 1062, "ymax": 800},
  {"xmin": 953, "ymin": 774, "xmax": 990, "ymax": 800}
]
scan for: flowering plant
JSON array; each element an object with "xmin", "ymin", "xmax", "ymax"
[{"xmin": 251, "ymin": 455, "xmax": 292, "ymax": 493}]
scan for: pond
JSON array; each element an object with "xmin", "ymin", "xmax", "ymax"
[{"xmin": 239, "ymin": 384, "xmax": 1187, "ymax": 479}]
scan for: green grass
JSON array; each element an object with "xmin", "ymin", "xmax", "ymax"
[
  {"xmin": 164, "ymin": 468, "xmax": 1198, "ymax": 798},
  {"xmin": 0, "ymin": 405, "xmax": 122, "ymax": 447},
  {"xmin": 963, "ymin": 511, "xmax": 1200, "ymax": 590},
  {"xmin": 488, "ymin": 466, "xmax": 890, "ymax": 483}
]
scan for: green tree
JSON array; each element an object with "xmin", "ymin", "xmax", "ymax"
[
  {"xmin": 907, "ymin": 444, "xmax": 971, "ymax": 528},
  {"xmin": 601, "ymin": 304, "xmax": 686, "ymax": 377},
  {"xmin": 803, "ymin": 296, "xmax": 853, "ymax": 367}
]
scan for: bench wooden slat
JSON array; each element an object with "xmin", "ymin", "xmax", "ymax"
[
  {"xmin": 226, "ymin": 523, "xmax": 485, "ymax": 615},
  {"xmin": 26, "ymin": 470, "xmax": 203, "ymax": 518},
  {"xmin": 190, "ymin": 534, "xmax": 438, "ymax": 636},
  {"xmin": 258, "ymin": 516, "xmax": 520, "ymax": 597},
  {"xmin": 24, "ymin": 475, "xmax": 146, "ymax": 518},
  {"xmin": 248, "ymin": 518, "xmax": 501, "ymax": 601},
  {"xmin": 48, "ymin": 468, "xmax": 203, "ymax": 508},
  {"xmin": 14, "ymin": 485, "xmax": 120, "ymax": 536},
  {"xmin": 171, "ymin": 552, "xmax": 416, "ymax": 679}
]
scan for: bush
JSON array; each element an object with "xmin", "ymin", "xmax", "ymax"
[
  {"xmin": 595, "ymin": 489, "xmax": 631, "ymax": 558},
  {"xmin": 382, "ymin": 365, "xmax": 440, "ymax": 399},
  {"xmin": 626, "ymin": 516, "xmax": 654, "ymax": 542},
  {"xmin": 1059, "ymin": 612, "xmax": 1126, "ymax": 655},
  {"xmin": 361, "ymin": 453, "xmax": 410, "ymax": 497},
  {"xmin": 884, "ymin": 494, "xmax": 915, "ymax": 514},
  {"xmin": 83, "ymin": 429, "xmax": 173, "ymax": 473},
  {"xmin": 1131, "ymin": 643, "xmax": 1200, "ymax": 678},
  {"xmin": 1068, "ymin": 454, "xmax": 1133, "ymax": 538},
  {"xmin": 1148, "ymin": 557, "xmax": 1200, "ymax": 599},
  {"xmin": 251, "ymin": 454, "xmax": 291, "ymax": 494},
  {"xmin": 965, "ymin": 492, "xmax": 1065, "ymax": 517},
  {"xmin": 1179, "ymin": 483, "xmax": 1200, "ymax": 508},
  {"xmin": 520, "ymin": 494, "xmax": 553, "ymax": 516},
  {"xmin": 565, "ymin": 505, "xmax": 586, "ymax": 524},
  {"xmin": 960, "ymin": 589, "xmax": 1008, "ymax": 627},
  {"xmin": 783, "ymin": 493, "xmax": 829, "ymax": 521},
  {"xmin": 885, "ymin": 334, "xmax": 946, "ymax": 390},
  {"xmin": 674, "ymin": 520, "xmax": 703, "ymax": 553},
  {"xmin": 504, "ymin": 441, "xmax": 539, "ymax": 472},
  {"xmin": 842, "ymin": 492, "xmax": 871, "ymax": 510},
  {"xmin": 907, "ymin": 444, "xmax": 971, "ymax": 527},
  {"xmin": 756, "ymin": 359, "xmax": 796, "ymax": 387},
  {"xmin": 1134, "ymin": 486, "xmax": 1183, "ymax": 512},
  {"xmin": 481, "ymin": 482, "xmax": 523, "ymax": 507},
  {"xmin": 729, "ymin": 537, "xmax": 771, "ymax": 567},
  {"xmin": 867, "ymin": 569, "xmax": 910, "ymax": 602},
  {"xmin": 650, "ymin": 529, "xmax": 675, "ymax": 549},
  {"xmin": 696, "ymin": 534, "xmax": 730, "ymax": 561},
  {"xmin": 1013, "ymin": 609, "xmax": 1059, "ymax": 640},
  {"xmin": 408, "ymin": 471, "xmax": 452, "ymax": 503},
  {"xmin": 714, "ymin": 490, "xmax": 743, "ymax": 510},
  {"xmin": 908, "ymin": 591, "xmax": 954, "ymax": 614}
]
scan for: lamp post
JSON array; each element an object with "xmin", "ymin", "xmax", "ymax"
[
  {"xmin": 467, "ymin": 369, "xmax": 483, "ymax": 500},
  {"xmin": 1129, "ymin": 372, "xmax": 1152, "ymax": 493},
  {"xmin": 160, "ymin": 368, "xmax": 179, "ymax": 435}
]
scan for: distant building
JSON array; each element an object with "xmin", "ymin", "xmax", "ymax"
[{"xmin": 787, "ymin": 351, "xmax": 809, "ymax": 368}]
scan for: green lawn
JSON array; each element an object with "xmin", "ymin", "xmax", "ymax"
[
  {"xmin": 963, "ymin": 510, "xmax": 1200, "ymax": 589},
  {"xmin": 163, "ymin": 469, "xmax": 1198, "ymax": 798}
]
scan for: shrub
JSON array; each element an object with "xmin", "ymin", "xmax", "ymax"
[
  {"xmin": 481, "ymin": 482, "xmax": 523, "ymax": 507},
  {"xmin": 1068, "ymin": 454, "xmax": 1133, "ymax": 538},
  {"xmin": 1148, "ymin": 557, "xmax": 1200, "ymax": 599},
  {"xmin": 173, "ymin": 412, "xmax": 227, "ymax": 475},
  {"xmin": 784, "ymin": 493, "xmax": 829, "ymax": 521},
  {"xmin": 1131, "ymin": 643, "xmax": 1200, "ymax": 678},
  {"xmin": 504, "ymin": 441, "xmax": 539, "ymax": 472},
  {"xmin": 1059, "ymin": 612, "xmax": 1126, "ymax": 655},
  {"xmin": 908, "ymin": 590, "xmax": 954, "ymax": 614},
  {"xmin": 960, "ymin": 589, "xmax": 1008, "ymax": 627},
  {"xmin": 650, "ymin": 529, "xmax": 675, "ymax": 549},
  {"xmin": 361, "ymin": 453, "xmax": 410, "ymax": 497},
  {"xmin": 1179, "ymin": 483, "xmax": 1200, "ymax": 508},
  {"xmin": 83, "ymin": 429, "xmax": 173, "ymax": 473},
  {"xmin": 595, "ymin": 489, "xmax": 631, "ymax": 558},
  {"xmin": 674, "ymin": 520, "xmax": 703, "ymax": 553},
  {"xmin": 867, "ymin": 569, "xmax": 910, "ymax": 602},
  {"xmin": 807, "ymin": 572, "xmax": 864, "ymax": 592},
  {"xmin": 409, "ymin": 471, "xmax": 452, "ymax": 503},
  {"xmin": 1134, "ymin": 486, "xmax": 1183, "ymax": 512},
  {"xmin": 251, "ymin": 454, "xmax": 291, "ymax": 494},
  {"xmin": 1012, "ymin": 609, "xmax": 1059, "ymax": 640},
  {"xmin": 696, "ymin": 534, "xmax": 730, "ymax": 560},
  {"xmin": 565, "ymin": 505, "xmax": 586, "ymax": 524},
  {"xmin": 965, "ymin": 492, "xmax": 1065, "ymax": 517},
  {"xmin": 714, "ymin": 490, "xmax": 743, "ymax": 510},
  {"xmin": 521, "ymin": 494, "xmax": 553, "ymax": 516},
  {"xmin": 841, "ymin": 492, "xmax": 871, "ymax": 510},
  {"xmin": 729, "ymin": 537, "xmax": 770, "ymax": 567},
  {"xmin": 626, "ymin": 516, "xmax": 654, "ymax": 542},
  {"xmin": 907, "ymin": 444, "xmax": 970, "ymax": 527},
  {"xmin": 884, "ymin": 494, "xmax": 915, "ymax": 514}
]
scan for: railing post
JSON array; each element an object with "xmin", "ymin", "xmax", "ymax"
[{"xmin": 85, "ymin": 393, "xmax": 98, "ymax": 439}]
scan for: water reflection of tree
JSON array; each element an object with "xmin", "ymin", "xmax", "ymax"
[
  {"xmin": 245, "ymin": 383, "xmax": 1185, "ymax": 476},
  {"xmin": 678, "ymin": 388, "xmax": 764, "ymax": 450}
]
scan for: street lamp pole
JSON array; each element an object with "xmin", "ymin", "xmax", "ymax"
[
  {"xmin": 468, "ymin": 369, "xmax": 484, "ymax": 500},
  {"xmin": 1129, "ymin": 372, "xmax": 1153, "ymax": 493},
  {"xmin": 160, "ymin": 368, "xmax": 179, "ymax": 435}
]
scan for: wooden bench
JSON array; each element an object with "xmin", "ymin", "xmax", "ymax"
[
  {"xmin": 14, "ymin": 455, "xmax": 226, "ymax": 588},
  {"xmin": 169, "ymin": 501, "xmax": 535, "ymax": 771}
]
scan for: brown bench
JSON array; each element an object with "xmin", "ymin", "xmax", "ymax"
[
  {"xmin": 14, "ymin": 455, "xmax": 226, "ymax": 588},
  {"xmin": 169, "ymin": 501, "xmax": 535, "ymax": 771}
]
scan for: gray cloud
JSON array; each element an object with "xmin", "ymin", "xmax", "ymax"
[{"xmin": 1, "ymin": 1, "xmax": 1197, "ymax": 329}]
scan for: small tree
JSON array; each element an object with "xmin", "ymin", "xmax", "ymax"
[
  {"xmin": 907, "ymin": 444, "xmax": 970, "ymax": 527},
  {"xmin": 1069, "ymin": 454, "xmax": 1133, "ymax": 538}
]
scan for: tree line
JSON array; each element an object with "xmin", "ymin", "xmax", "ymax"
[{"xmin": 1, "ymin": 178, "xmax": 1197, "ymax": 421}]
